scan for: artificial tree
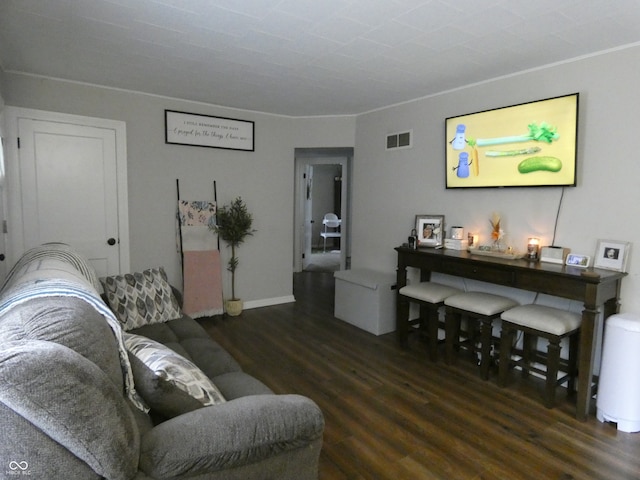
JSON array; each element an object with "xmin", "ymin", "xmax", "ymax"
[{"xmin": 211, "ymin": 197, "xmax": 255, "ymax": 314}]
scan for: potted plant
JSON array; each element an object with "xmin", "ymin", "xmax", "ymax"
[{"xmin": 211, "ymin": 196, "xmax": 255, "ymax": 316}]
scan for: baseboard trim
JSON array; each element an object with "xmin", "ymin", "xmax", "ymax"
[{"xmin": 243, "ymin": 295, "xmax": 296, "ymax": 310}]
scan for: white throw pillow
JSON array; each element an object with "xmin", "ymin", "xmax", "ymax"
[{"xmin": 124, "ymin": 333, "xmax": 225, "ymax": 417}]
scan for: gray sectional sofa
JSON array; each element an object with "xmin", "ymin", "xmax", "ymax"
[{"xmin": 0, "ymin": 244, "xmax": 323, "ymax": 479}]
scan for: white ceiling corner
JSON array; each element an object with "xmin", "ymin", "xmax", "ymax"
[{"xmin": 1, "ymin": 0, "xmax": 640, "ymax": 116}]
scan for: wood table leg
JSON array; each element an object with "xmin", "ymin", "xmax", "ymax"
[
  {"xmin": 576, "ymin": 305, "xmax": 597, "ymax": 421},
  {"xmin": 396, "ymin": 266, "xmax": 409, "ymax": 348}
]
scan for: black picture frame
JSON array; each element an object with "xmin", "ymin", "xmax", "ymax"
[
  {"xmin": 445, "ymin": 93, "xmax": 578, "ymax": 188},
  {"xmin": 165, "ymin": 110, "xmax": 255, "ymax": 151}
]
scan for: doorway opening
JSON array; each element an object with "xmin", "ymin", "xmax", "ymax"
[{"xmin": 294, "ymin": 148, "xmax": 352, "ymax": 274}]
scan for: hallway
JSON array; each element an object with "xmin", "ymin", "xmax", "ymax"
[{"xmin": 304, "ymin": 249, "xmax": 340, "ymax": 273}]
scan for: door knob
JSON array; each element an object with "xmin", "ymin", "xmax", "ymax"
[
  {"xmin": 0, "ymin": 254, "xmax": 4, "ymax": 261},
  {"xmin": 107, "ymin": 238, "xmax": 117, "ymax": 246}
]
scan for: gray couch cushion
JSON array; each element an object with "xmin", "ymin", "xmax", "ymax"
[
  {"xmin": 139, "ymin": 394, "xmax": 324, "ymax": 478},
  {"xmin": 149, "ymin": 315, "xmax": 211, "ymax": 340},
  {"xmin": 0, "ymin": 340, "xmax": 139, "ymax": 480},
  {"xmin": 213, "ymin": 372, "xmax": 273, "ymax": 400},
  {"xmin": 130, "ymin": 318, "xmax": 243, "ymax": 379},
  {"xmin": 0, "ymin": 296, "xmax": 123, "ymax": 389}
]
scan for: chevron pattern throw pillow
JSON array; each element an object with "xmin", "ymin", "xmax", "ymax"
[{"xmin": 101, "ymin": 267, "xmax": 181, "ymax": 330}]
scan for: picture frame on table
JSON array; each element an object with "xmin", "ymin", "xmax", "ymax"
[
  {"xmin": 415, "ymin": 215, "xmax": 444, "ymax": 248},
  {"xmin": 594, "ymin": 239, "xmax": 631, "ymax": 272},
  {"xmin": 565, "ymin": 253, "xmax": 590, "ymax": 268}
]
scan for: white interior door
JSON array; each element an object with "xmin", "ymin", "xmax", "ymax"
[
  {"xmin": 15, "ymin": 117, "xmax": 122, "ymax": 277},
  {"xmin": 0, "ymin": 185, "xmax": 7, "ymax": 284},
  {"xmin": 302, "ymin": 165, "xmax": 313, "ymax": 269},
  {"xmin": 0, "ymin": 116, "xmax": 8, "ymax": 284}
]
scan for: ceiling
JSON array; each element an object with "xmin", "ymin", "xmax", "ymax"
[{"xmin": 1, "ymin": 0, "xmax": 640, "ymax": 117}]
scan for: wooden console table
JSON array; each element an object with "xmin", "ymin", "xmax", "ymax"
[{"xmin": 395, "ymin": 246, "xmax": 627, "ymax": 421}]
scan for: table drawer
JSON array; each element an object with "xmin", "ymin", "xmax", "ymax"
[{"xmin": 444, "ymin": 261, "xmax": 514, "ymax": 285}]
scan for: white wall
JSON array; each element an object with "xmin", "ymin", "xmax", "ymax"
[
  {"xmin": 351, "ymin": 45, "xmax": 640, "ymax": 314},
  {"xmin": 4, "ymin": 45, "xmax": 640, "ymax": 315},
  {"xmin": 0, "ymin": 69, "xmax": 5, "ymax": 110},
  {"xmin": 2, "ymin": 74, "xmax": 356, "ymax": 306}
]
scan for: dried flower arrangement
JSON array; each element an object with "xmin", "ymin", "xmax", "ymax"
[{"xmin": 490, "ymin": 212, "xmax": 504, "ymax": 250}]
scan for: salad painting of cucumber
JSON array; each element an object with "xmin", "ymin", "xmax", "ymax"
[{"xmin": 517, "ymin": 156, "xmax": 562, "ymax": 173}]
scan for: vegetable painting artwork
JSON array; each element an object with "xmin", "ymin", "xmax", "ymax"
[
  {"xmin": 471, "ymin": 122, "xmax": 560, "ymax": 147},
  {"xmin": 517, "ymin": 156, "xmax": 563, "ymax": 174},
  {"xmin": 445, "ymin": 93, "xmax": 578, "ymax": 188},
  {"xmin": 485, "ymin": 147, "xmax": 540, "ymax": 157}
]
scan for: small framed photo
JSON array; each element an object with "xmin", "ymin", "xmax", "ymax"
[
  {"xmin": 594, "ymin": 239, "xmax": 631, "ymax": 272},
  {"xmin": 415, "ymin": 215, "xmax": 444, "ymax": 248},
  {"xmin": 565, "ymin": 253, "xmax": 590, "ymax": 268}
]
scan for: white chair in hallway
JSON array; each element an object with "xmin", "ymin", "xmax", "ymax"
[{"xmin": 320, "ymin": 213, "xmax": 341, "ymax": 252}]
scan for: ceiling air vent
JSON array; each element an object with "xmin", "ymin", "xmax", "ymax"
[{"xmin": 386, "ymin": 130, "xmax": 412, "ymax": 150}]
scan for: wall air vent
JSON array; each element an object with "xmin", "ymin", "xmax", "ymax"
[{"xmin": 386, "ymin": 130, "xmax": 412, "ymax": 150}]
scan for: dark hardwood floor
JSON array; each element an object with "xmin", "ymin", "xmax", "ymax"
[{"xmin": 199, "ymin": 272, "xmax": 640, "ymax": 480}]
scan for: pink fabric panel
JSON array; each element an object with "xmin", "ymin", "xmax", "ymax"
[{"xmin": 182, "ymin": 250, "xmax": 224, "ymax": 318}]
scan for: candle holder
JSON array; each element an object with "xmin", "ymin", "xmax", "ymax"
[
  {"xmin": 527, "ymin": 237, "xmax": 540, "ymax": 261},
  {"xmin": 467, "ymin": 233, "xmax": 478, "ymax": 248}
]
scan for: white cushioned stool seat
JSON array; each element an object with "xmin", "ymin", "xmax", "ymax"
[
  {"xmin": 399, "ymin": 282, "xmax": 461, "ymax": 303},
  {"xmin": 499, "ymin": 304, "xmax": 581, "ymax": 408},
  {"xmin": 445, "ymin": 292, "xmax": 518, "ymax": 315},
  {"xmin": 501, "ymin": 304, "xmax": 581, "ymax": 336},
  {"xmin": 397, "ymin": 282, "xmax": 462, "ymax": 361},
  {"xmin": 444, "ymin": 292, "xmax": 518, "ymax": 379}
]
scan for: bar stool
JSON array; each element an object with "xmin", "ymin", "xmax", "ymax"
[
  {"xmin": 398, "ymin": 282, "xmax": 462, "ymax": 361},
  {"xmin": 498, "ymin": 304, "xmax": 581, "ymax": 408},
  {"xmin": 445, "ymin": 292, "xmax": 518, "ymax": 379}
]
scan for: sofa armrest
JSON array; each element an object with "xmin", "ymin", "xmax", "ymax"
[
  {"xmin": 0, "ymin": 340, "xmax": 139, "ymax": 480},
  {"xmin": 139, "ymin": 394, "xmax": 324, "ymax": 479}
]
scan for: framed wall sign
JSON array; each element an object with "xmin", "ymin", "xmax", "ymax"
[
  {"xmin": 415, "ymin": 214, "xmax": 444, "ymax": 248},
  {"xmin": 165, "ymin": 110, "xmax": 255, "ymax": 151},
  {"xmin": 594, "ymin": 239, "xmax": 631, "ymax": 272}
]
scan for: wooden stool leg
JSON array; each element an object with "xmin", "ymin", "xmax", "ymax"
[
  {"xmin": 521, "ymin": 333, "xmax": 536, "ymax": 378},
  {"xmin": 545, "ymin": 338, "xmax": 562, "ymax": 408},
  {"xmin": 397, "ymin": 295, "xmax": 411, "ymax": 348},
  {"xmin": 498, "ymin": 324, "xmax": 514, "ymax": 387},
  {"xmin": 465, "ymin": 317, "xmax": 477, "ymax": 359},
  {"xmin": 479, "ymin": 318, "xmax": 493, "ymax": 380},
  {"xmin": 567, "ymin": 332, "xmax": 579, "ymax": 393},
  {"xmin": 445, "ymin": 309, "xmax": 460, "ymax": 365},
  {"xmin": 427, "ymin": 305, "xmax": 439, "ymax": 362},
  {"xmin": 418, "ymin": 304, "xmax": 428, "ymax": 332}
]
